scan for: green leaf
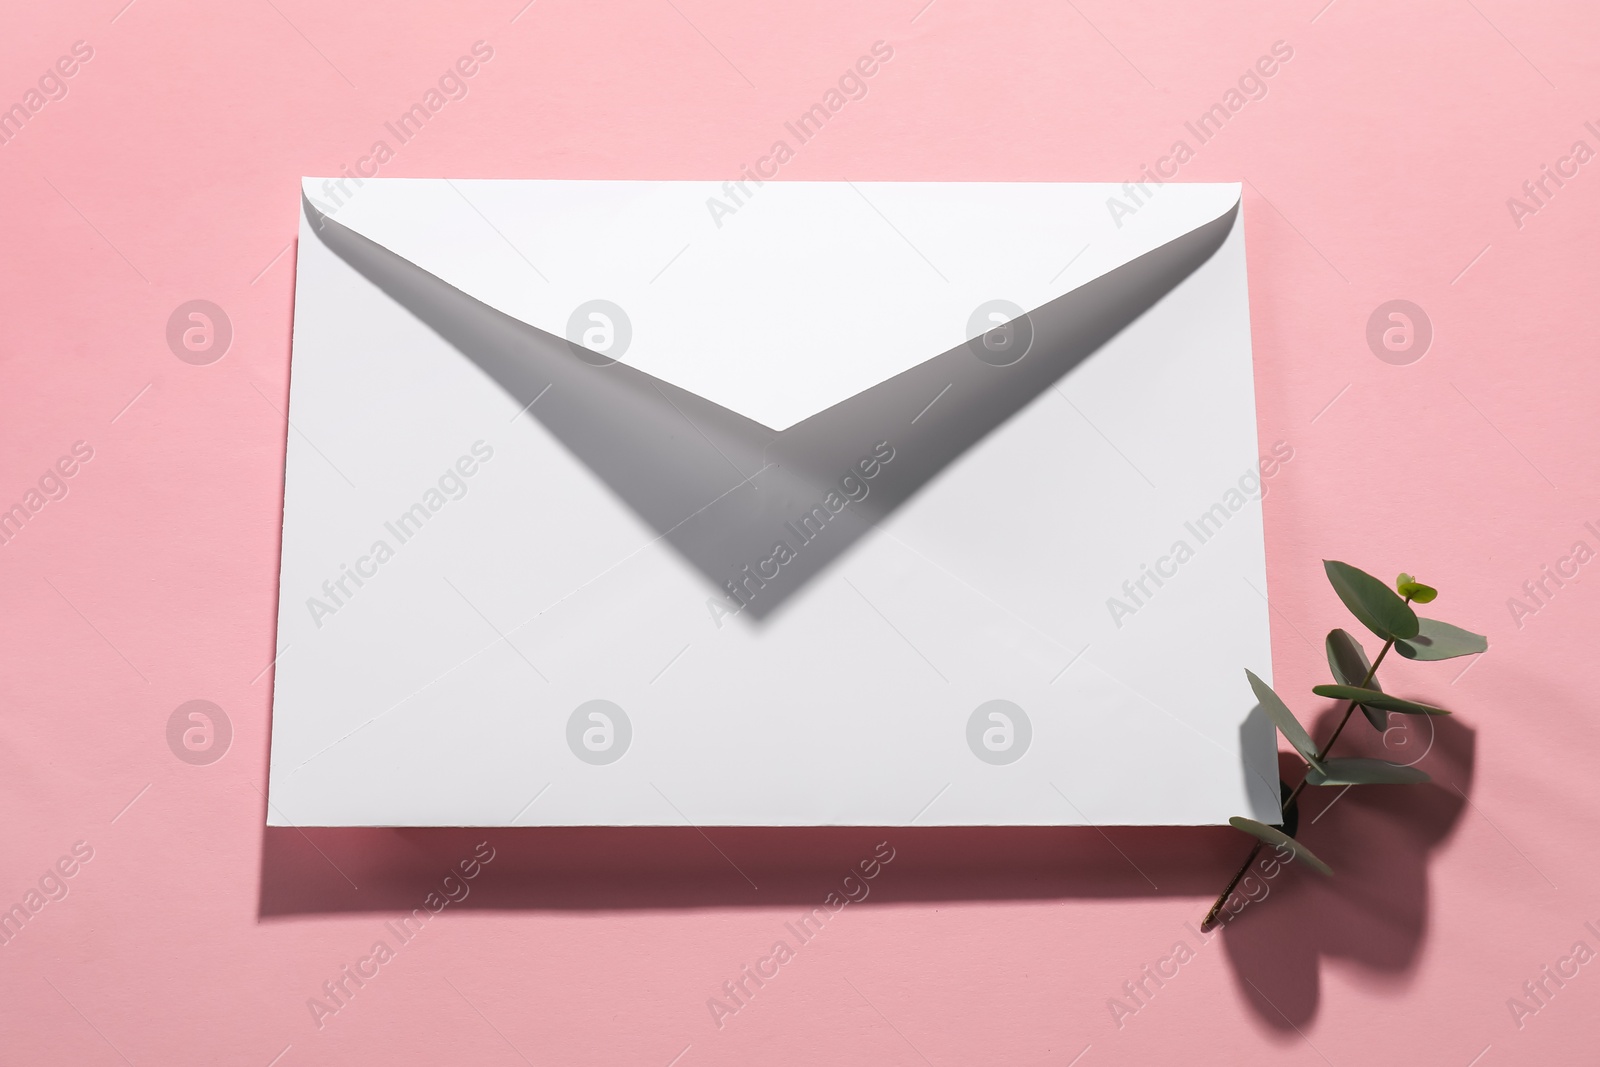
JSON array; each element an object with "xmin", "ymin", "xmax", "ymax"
[
  {"xmin": 1325, "ymin": 628, "xmax": 1386, "ymax": 730},
  {"xmin": 1304, "ymin": 758, "xmax": 1431, "ymax": 786},
  {"xmin": 1396, "ymin": 617, "xmax": 1488, "ymax": 661},
  {"xmin": 1245, "ymin": 669, "xmax": 1321, "ymax": 766},
  {"xmin": 1325, "ymin": 560, "xmax": 1420, "ymax": 641},
  {"xmin": 1228, "ymin": 816, "xmax": 1333, "ymax": 875},
  {"xmin": 1311, "ymin": 684, "xmax": 1451, "ymax": 716},
  {"xmin": 1396, "ymin": 573, "xmax": 1438, "ymax": 604}
]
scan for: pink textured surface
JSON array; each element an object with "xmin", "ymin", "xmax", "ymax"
[{"xmin": 2, "ymin": 0, "xmax": 1596, "ymax": 1063}]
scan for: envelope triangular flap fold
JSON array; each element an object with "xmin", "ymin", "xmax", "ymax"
[{"xmin": 308, "ymin": 179, "xmax": 1242, "ymax": 431}]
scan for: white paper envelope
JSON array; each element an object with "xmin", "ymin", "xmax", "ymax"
[{"xmin": 265, "ymin": 178, "xmax": 1281, "ymax": 827}]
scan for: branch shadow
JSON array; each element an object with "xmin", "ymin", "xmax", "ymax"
[{"xmin": 1210, "ymin": 704, "xmax": 1476, "ymax": 1030}]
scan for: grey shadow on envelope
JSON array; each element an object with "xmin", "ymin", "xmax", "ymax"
[{"xmin": 305, "ymin": 196, "xmax": 1238, "ymax": 621}]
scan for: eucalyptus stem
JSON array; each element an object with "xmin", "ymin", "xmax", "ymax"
[
  {"xmin": 1199, "ymin": 604, "xmax": 1409, "ymax": 931},
  {"xmin": 1201, "ymin": 841, "xmax": 1263, "ymax": 930}
]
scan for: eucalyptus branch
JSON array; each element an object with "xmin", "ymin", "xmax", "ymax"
[
  {"xmin": 1313, "ymin": 633, "xmax": 1397, "ymax": 769},
  {"xmin": 1201, "ymin": 624, "xmax": 1395, "ymax": 931},
  {"xmin": 1198, "ymin": 563, "xmax": 1486, "ymax": 932}
]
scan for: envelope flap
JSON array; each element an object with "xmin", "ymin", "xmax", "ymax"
[{"xmin": 305, "ymin": 178, "xmax": 1241, "ymax": 431}]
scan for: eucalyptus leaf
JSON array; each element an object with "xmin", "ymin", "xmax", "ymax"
[
  {"xmin": 1305, "ymin": 757, "xmax": 1431, "ymax": 786},
  {"xmin": 1228, "ymin": 816, "xmax": 1333, "ymax": 875},
  {"xmin": 1396, "ymin": 573, "xmax": 1438, "ymax": 604},
  {"xmin": 1325, "ymin": 560, "xmax": 1420, "ymax": 641},
  {"xmin": 1246, "ymin": 669, "xmax": 1321, "ymax": 766},
  {"xmin": 1311, "ymin": 684, "xmax": 1450, "ymax": 716},
  {"xmin": 1396, "ymin": 617, "xmax": 1488, "ymax": 661},
  {"xmin": 1325, "ymin": 628, "xmax": 1386, "ymax": 730}
]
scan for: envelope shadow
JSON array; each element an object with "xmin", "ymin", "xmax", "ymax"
[
  {"xmin": 306, "ymin": 196, "xmax": 1237, "ymax": 621},
  {"xmin": 259, "ymin": 820, "xmax": 1251, "ymax": 917},
  {"xmin": 1210, "ymin": 706, "xmax": 1475, "ymax": 1031}
]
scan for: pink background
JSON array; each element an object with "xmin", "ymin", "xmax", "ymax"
[{"xmin": 3, "ymin": 0, "xmax": 1597, "ymax": 1062}]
